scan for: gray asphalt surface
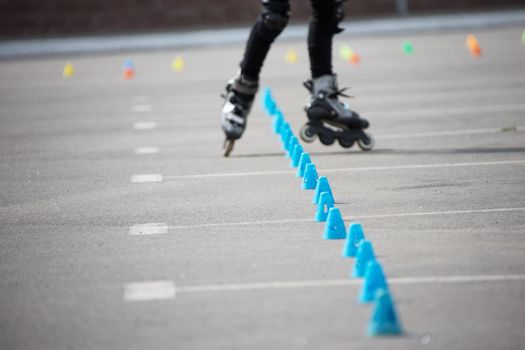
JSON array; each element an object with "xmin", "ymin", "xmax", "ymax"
[{"xmin": 1, "ymin": 24, "xmax": 525, "ymax": 350}]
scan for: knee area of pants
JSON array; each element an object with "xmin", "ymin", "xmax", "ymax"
[
  {"xmin": 261, "ymin": 0, "xmax": 290, "ymax": 32},
  {"xmin": 311, "ymin": 0, "xmax": 346, "ymax": 30}
]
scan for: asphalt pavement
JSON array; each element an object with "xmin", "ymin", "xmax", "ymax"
[{"xmin": 1, "ymin": 22, "xmax": 525, "ymax": 350}]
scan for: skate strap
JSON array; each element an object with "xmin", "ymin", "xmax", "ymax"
[
  {"xmin": 226, "ymin": 114, "xmax": 246, "ymax": 125},
  {"xmin": 233, "ymin": 79, "xmax": 259, "ymax": 96}
]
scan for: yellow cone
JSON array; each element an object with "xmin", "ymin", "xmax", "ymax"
[
  {"xmin": 340, "ymin": 44, "xmax": 353, "ymax": 60},
  {"xmin": 285, "ymin": 49, "xmax": 298, "ymax": 64},
  {"xmin": 171, "ymin": 56, "xmax": 185, "ymax": 72},
  {"xmin": 63, "ymin": 62, "xmax": 75, "ymax": 78}
]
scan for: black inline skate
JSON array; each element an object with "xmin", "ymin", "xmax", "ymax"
[
  {"xmin": 300, "ymin": 74, "xmax": 374, "ymax": 151},
  {"xmin": 220, "ymin": 73, "xmax": 259, "ymax": 157}
]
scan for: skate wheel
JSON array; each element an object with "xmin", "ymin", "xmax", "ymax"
[
  {"xmin": 319, "ymin": 133, "xmax": 336, "ymax": 146},
  {"xmin": 299, "ymin": 124, "xmax": 316, "ymax": 143},
  {"xmin": 223, "ymin": 139, "xmax": 235, "ymax": 157},
  {"xmin": 357, "ymin": 133, "xmax": 375, "ymax": 151},
  {"xmin": 338, "ymin": 136, "xmax": 355, "ymax": 148}
]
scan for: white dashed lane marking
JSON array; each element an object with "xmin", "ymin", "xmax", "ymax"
[
  {"xmin": 123, "ymin": 274, "xmax": 525, "ymax": 301},
  {"xmin": 162, "ymin": 159, "xmax": 525, "ymax": 180},
  {"xmin": 134, "ymin": 146, "xmax": 160, "ymax": 155},
  {"xmin": 133, "ymin": 121, "xmax": 157, "ymax": 130},
  {"xmin": 124, "ymin": 281, "xmax": 176, "ymax": 302},
  {"xmin": 129, "ymin": 207, "xmax": 524, "ymax": 232},
  {"xmin": 129, "ymin": 223, "xmax": 168, "ymax": 235},
  {"xmin": 130, "ymin": 174, "xmax": 163, "ymax": 183},
  {"xmin": 131, "ymin": 104, "xmax": 153, "ymax": 113}
]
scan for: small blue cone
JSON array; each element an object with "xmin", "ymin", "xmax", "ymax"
[
  {"xmin": 280, "ymin": 122, "xmax": 289, "ymax": 139},
  {"xmin": 282, "ymin": 127, "xmax": 292, "ymax": 151},
  {"xmin": 302, "ymin": 163, "xmax": 318, "ymax": 190},
  {"xmin": 273, "ymin": 111, "xmax": 284, "ymax": 134},
  {"xmin": 323, "ymin": 207, "xmax": 346, "ymax": 240},
  {"xmin": 264, "ymin": 88, "xmax": 277, "ymax": 116},
  {"xmin": 297, "ymin": 152, "xmax": 311, "ymax": 178},
  {"xmin": 367, "ymin": 289, "xmax": 402, "ymax": 336},
  {"xmin": 315, "ymin": 191, "xmax": 334, "ymax": 222},
  {"xmin": 342, "ymin": 222, "xmax": 365, "ymax": 258},
  {"xmin": 312, "ymin": 176, "xmax": 334, "ymax": 205},
  {"xmin": 290, "ymin": 144, "xmax": 303, "ymax": 168},
  {"xmin": 123, "ymin": 59, "xmax": 134, "ymax": 69},
  {"xmin": 262, "ymin": 87, "xmax": 271, "ymax": 115},
  {"xmin": 287, "ymin": 136, "xmax": 298, "ymax": 158},
  {"xmin": 359, "ymin": 260, "xmax": 388, "ymax": 304},
  {"xmin": 352, "ymin": 240, "xmax": 375, "ymax": 278}
]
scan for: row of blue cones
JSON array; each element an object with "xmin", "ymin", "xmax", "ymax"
[{"xmin": 262, "ymin": 88, "xmax": 402, "ymax": 337}]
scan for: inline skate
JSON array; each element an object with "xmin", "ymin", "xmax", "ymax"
[
  {"xmin": 300, "ymin": 74, "xmax": 374, "ymax": 151},
  {"xmin": 220, "ymin": 73, "xmax": 259, "ymax": 157}
]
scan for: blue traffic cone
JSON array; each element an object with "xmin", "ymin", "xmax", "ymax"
[
  {"xmin": 282, "ymin": 127, "xmax": 292, "ymax": 151},
  {"xmin": 280, "ymin": 122, "xmax": 290, "ymax": 142},
  {"xmin": 313, "ymin": 176, "xmax": 333, "ymax": 205},
  {"xmin": 315, "ymin": 191, "xmax": 334, "ymax": 222},
  {"xmin": 287, "ymin": 136, "xmax": 298, "ymax": 158},
  {"xmin": 359, "ymin": 260, "xmax": 388, "ymax": 304},
  {"xmin": 297, "ymin": 152, "xmax": 312, "ymax": 178},
  {"xmin": 290, "ymin": 144, "xmax": 303, "ymax": 168},
  {"xmin": 273, "ymin": 111, "xmax": 284, "ymax": 134},
  {"xmin": 264, "ymin": 88, "xmax": 277, "ymax": 116},
  {"xmin": 323, "ymin": 207, "xmax": 346, "ymax": 240},
  {"xmin": 342, "ymin": 222, "xmax": 365, "ymax": 258},
  {"xmin": 367, "ymin": 289, "xmax": 402, "ymax": 336},
  {"xmin": 302, "ymin": 163, "xmax": 318, "ymax": 190},
  {"xmin": 352, "ymin": 240, "xmax": 375, "ymax": 278}
]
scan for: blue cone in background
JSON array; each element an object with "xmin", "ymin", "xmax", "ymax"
[
  {"xmin": 264, "ymin": 88, "xmax": 277, "ymax": 116},
  {"xmin": 273, "ymin": 111, "xmax": 284, "ymax": 134},
  {"xmin": 367, "ymin": 289, "xmax": 403, "ymax": 336},
  {"xmin": 323, "ymin": 207, "xmax": 346, "ymax": 240},
  {"xmin": 315, "ymin": 191, "xmax": 334, "ymax": 222},
  {"xmin": 290, "ymin": 144, "xmax": 303, "ymax": 168},
  {"xmin": 280, "ymin": 122, "xmax": 290, "ymax": 143},
  {"xmin": 359, "ymin": 260, "xmax": 388, "ymax": 304},
  {"xmin": 302, "ymin": 163, "xmax": 318, "ymax": 190},
  {"xmin": 313, "ymin": 176, "xmax": 333, "ymax": 205},
  {"xmin": 287, "ymin": 136, "xmax": 298, "ymax": 158},
  {"xmin": 282, "ymin": 127, "xmax": 292, "ymax": 151},
  {"xmin": 342, "ymin": 222, "xmax": 365, "ymax": 258},
  {"xmin": 297, "ymin": 153, "xmax": 312, "ymax": 178},
  {"xmin": 352, "ymin": 240, "xmax": 376, "ymax": 278},
  {"xmin": 123, "ymin": 59, "xmax": 135, "ymax": 69}
]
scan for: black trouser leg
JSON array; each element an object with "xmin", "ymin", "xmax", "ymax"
[
  {"xmin": 240, "ymin": 0, "xmax": 290, "ymax": 81},
  {"xmin": 308, "ymin": 0, "xmax": 344, "ymax": 79}
]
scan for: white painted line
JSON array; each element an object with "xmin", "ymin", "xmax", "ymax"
[
  {"xmin": 163, "ymin": 159, "xmax": 525, "ymax": 180},
  {"xmin": 369, "ymin": 104, "xmax": 525, "ymax": 117},
  {"xmin": 346, "ymin": 207, "xmax": 525, "ymax": 220},
  {"xmin": 168, "ymin": 207, "xmax": 525, "ymax": 231},
  {"xmin": 322, "ymin": 160, "xmax": 525, "ymax": 174},
  {"xmin": 124, "ymin": 281, "xmax": 176, "ymax": 301},
  {"xmin": 175, "ymin": 274, "xmax": 525, "ymax": 294},
  {"xmin": 133, "ymin": 121, "xmax": 157, "ymax": 130},
  {"xmin": 134, "ymin": 146, "xmax": 160, "ymax": 155},
  {"xmin": 377, "ymin": 127, "xmax": 524, "ymax": 140},
  {"xmin": 131, "ymin": 104, "xmax": 153, "ymax": 113},
  {"xmin": 130, "ymin": 174, "xmax": 163, "ymax": 183},
  {"xmin": 129, "ymin": 223, "xmax": 169, "ymax": 235}
]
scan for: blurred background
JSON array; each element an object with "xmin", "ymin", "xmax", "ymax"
[{"xmin": 1, "ymin": 0, "xmax": 524, "ymax": 39}]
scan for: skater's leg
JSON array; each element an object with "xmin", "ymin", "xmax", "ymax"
[
  {"xmin": 240, "ymin": 0, "xmax": 291, "ymax": 80},
  {"xmin": 302, "ymin": 1, "xmax": 374, "ymax": 151},
  {"xmin": 221, "ymin": 0, "xmax": 290, "ymax": 156},
  {"xmin": 308, "ymin": 0, "xmax": 345, "ymax": 79}
]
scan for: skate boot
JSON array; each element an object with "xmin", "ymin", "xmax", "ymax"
[
  {"xmin": 300, "ymin": 74, "xmax": 374, "ymax": 151},
  {"xmin": 221, "ymin": 73, "xmax": 259, "ymax": 157}
]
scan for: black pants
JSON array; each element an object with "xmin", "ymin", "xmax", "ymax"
[{"xmin": 240, "ymin": 0, "xmax": 342, "ymax": 81}]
